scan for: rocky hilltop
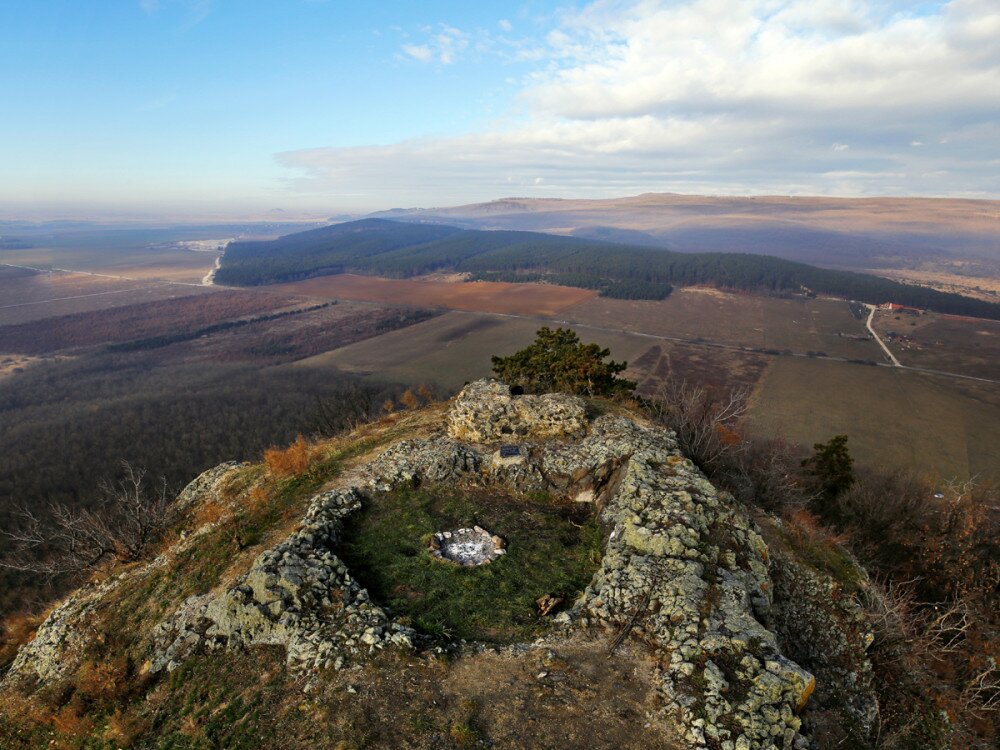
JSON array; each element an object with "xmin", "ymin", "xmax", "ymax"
[{"xmin": 1, "ymin": 380, "xmax": 877, "ymax": 749}]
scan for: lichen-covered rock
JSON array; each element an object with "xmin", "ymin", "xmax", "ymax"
[
  {"xmin": 767, "ymin": 542, "xmax": 877, "ymax": 741},
  {"xmin": 6, "ymin": 577, "xmax": 121, "ymax": 685},
  {"xmin": 150, "ymin": 487, "xmax": 415, "ymax": 674},
  {"xmin": 447, "ymin": 379, "xmax": 586, "ymax": 443},
  {"xmin": 173, "ymin": 460, "xmax": 246, "ymax": 512},
  {"xmin": 363, "ymin": 437, "xmax": 483, "ymax": 491}
]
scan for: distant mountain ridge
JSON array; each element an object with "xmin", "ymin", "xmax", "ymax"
[{"xmin": 367, "ymin": 192, "xmax": 1000, "ymax": 271}]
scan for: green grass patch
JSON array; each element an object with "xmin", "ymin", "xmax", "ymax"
[{"xmin": 339, "ymin": 486, "xmax": 603, "ymax": 642}]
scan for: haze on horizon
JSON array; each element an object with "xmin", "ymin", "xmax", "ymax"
[{"xmin": 2, "ymin": 0, "xmax": 999, "ymax": 220}]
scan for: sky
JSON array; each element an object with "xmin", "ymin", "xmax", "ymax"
[{"xmin": 2, "ymin": 0, "xmax": 998, "ymax": 219}]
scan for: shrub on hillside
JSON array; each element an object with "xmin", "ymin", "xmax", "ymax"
[
  {"xmin": 263, "ymin": 434, "xmax": 313, "ymax": 477},
  {"xmin": 492, "ymin": 327, "xmax": 636, "ymax": 397}
]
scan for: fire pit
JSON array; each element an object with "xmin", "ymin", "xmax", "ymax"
[{"xmin": 430, "ymin": 526, "xmax": 505, "ymax": 566}]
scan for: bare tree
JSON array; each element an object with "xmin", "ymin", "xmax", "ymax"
[
  {"xmin": 0, "ymin": 461, "xmax": 170, "ymax": 577},
  {"xmin": 311, "ymin": 384, "xmax": 381, "ymax": 437},
  {"xmin": 646, "ymin": 378, "xmax": 750, "ymax": 470}
]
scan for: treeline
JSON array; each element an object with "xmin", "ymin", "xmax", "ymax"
[
  {"xmin": 106, "ymin": 302, "xmax": 334, "ymax": 352},
  {"xmin": 215, "ymin": 219, "xmax": 1000, "ymax": 319}
]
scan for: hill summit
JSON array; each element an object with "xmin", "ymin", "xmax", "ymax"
[{"xmin": 1, "ymin": 381, "xmax": 877, "ymax": 749}]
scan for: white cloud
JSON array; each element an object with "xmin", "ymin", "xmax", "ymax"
[
  {"xmin": 399, "ymin": 24, "xmax": 468, "ymax": 65},
  {"xmin": 499, "ymin": 19, "xmax": 513, "ymax": 32},
  {"xmin": 285, "ymin": 0, "xmax": 1000, "ymax": 203},
  {"xmin": 401, "ymin": 44, "xmax": 433, "ymax": 63}
]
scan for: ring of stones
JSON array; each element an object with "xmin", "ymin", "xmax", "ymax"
[{"xmin": 429, "ymin": 526, "xmax": 505, "ymax": 566}]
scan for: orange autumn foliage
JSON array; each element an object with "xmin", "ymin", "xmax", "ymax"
[{"xmin": 263, "ymin": 434, "xmax": 313, "ymax": 476}]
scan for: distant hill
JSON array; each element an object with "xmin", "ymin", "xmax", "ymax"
[
  {"xmin": 368, "ymin": 193, "xmax": 1000, "ymax": 268},
  {"xmin": 214, "ymin": 218, "xmax": 1000, "ymax": 319}
]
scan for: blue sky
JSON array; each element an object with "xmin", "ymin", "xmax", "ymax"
[{"xmin": 2, "ymin": 1, "xmax": 998, "ymax": 218}]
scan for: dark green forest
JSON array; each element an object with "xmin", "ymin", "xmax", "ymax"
[{"xmin": 214, "ymin": 219, "xmax": 1000, "ymax": 319}]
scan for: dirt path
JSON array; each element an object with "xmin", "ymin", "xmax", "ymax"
[{"xmin": 865, "ymin": 304, "xmax": 902, "ymax": 366}]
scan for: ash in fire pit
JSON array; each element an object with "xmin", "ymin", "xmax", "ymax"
[{"xmin": 430, "ymin": 526, "xmax": 505, "ymax": 566}]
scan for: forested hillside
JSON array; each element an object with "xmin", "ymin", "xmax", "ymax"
[{"xmin": 215, "ymin": 219, "xmax": 1000, "ymax": 319}]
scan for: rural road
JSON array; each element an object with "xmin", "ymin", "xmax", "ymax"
[{"xmin": 864, "ymin": 304, "xmax": 902, "ymax": 366}]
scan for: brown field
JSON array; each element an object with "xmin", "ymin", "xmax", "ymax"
[
  {"xmin": 303, "ymin": 302, "xmax": 999, "ymax": 481},
  {"xmin": 746, "ymin": 358, "xmax": 1000, "ymax": 481},
  {"xmin": 565, "ymin": 288, "xmax": 882, "ymax": 360},
  {"xmin": 0, "ymin": 272, "xmax": 225, "ymax": 325},
  {"xmin": 268, "ymin": 274, "xmax": 598, "ymax": 316},
  {"xmin": 871, "ymin": 309, "xmax": 1000, "ymax": 381},
  {"xmin": 299, "ymin": 309, "xmax": 768, "ymax": 400},
  {"xmin": 0, "ymin": 289, "xmax": 306, "ymax": 354}
]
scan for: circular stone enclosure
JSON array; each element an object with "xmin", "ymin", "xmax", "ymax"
[
  {"xmin": 430, "ymin": 526, "xmax": 505, "ymax": 566},
  {"xmin": 337, "ymin": 485, "xmax": 603, "ymax": 643}
]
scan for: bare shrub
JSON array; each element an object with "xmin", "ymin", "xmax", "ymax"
[
  {"xmin": 311, "ymin": 383, "xmax": 382, "ymax": 437},
  {"xmin": 0, "ymin": 462, "xmax": 169, "ymax": 577},
  {"xmin": 646, "ymin": 378, "xmax": 807, "ymax": 512},
  {"xmin": 399, "ymin": 388, "xmax": 420, "ymax": 411},
  {"xmin": 837, "ymin": 472, "xmax": 1000, "ymax": 603},
  {"xmin": 646, "ymin": 379, "xmax": 749, "ymax": 470},
  {"xmin": 865, "ymin": 578, "xmax": 999, "ymax": 747}
]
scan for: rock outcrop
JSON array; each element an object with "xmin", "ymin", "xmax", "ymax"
[
  {"xmin": 446, "ymin": 379, "xmax": 587, "ymax": 442},
  {"xmin": 4, "ymin": 379, "xmax": 877, "ymax": 750}
]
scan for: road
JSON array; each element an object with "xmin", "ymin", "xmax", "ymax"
[{"xmin": 864, "ymin": 304, "xmax": 901, "ymax": 366}]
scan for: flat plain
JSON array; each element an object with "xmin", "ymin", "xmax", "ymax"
[
  {"xmin": 746, "ymin": 358, "xmax": 1000, "ymax": 480},
  {"xmin": 269, "ymin": 273, "xmax": 598, "ymax": 316},
  {"xmin": 295, "ymin": 311, "xmax": 653, "ymax": 391},
  {"xmin": 565, "ymin": 288, "xmax": 883, "ymax": 360}
]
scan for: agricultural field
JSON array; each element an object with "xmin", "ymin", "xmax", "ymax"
[
  {"xmin": 269, "ymin": 273, "xmax": 598, "ymax": 316},
  {"xmin": 870, "ymin": 309, "xmax": 1000, "ymax": 381},
  {"xmin": 0, "ymin": 289, "xmax": 306, "ymax": 354},
  {"xmin": 307, "ymin": 308, "xmax": 1000, "ymax": 481},
  {"xmin": 746, "ymin": 358, "xmax": 1000, "ymax": 481},
  {"xmin": 0, "ymin": 241, "xmax": 218, "ymax": 284},
  {"xmin": 297, "ymin": 311, "xmax": 652, "ymax": 391},
  {"xmin": 0, "ymin": 270, "xmax": 220, "ymax": 325},
  {"xmin": 565, "ymin": 288, "xmax": 883, "ymax": 360}
]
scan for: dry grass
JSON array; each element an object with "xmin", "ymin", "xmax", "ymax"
[
  {"xmin": 263, "ymin": 434, "xmax": 315, "ymax": 477},
  {"xmin": 270, "ymin": 273, "xmax": 597, "ymax": 316},
  {"xmin": 0, "ymin": 611, "xmax": 43, "ymax": 671}
]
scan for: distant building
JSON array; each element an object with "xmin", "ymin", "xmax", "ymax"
[{"xmin": 879, "ymin": 302, "xmax": 922, "ymax": 315}]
